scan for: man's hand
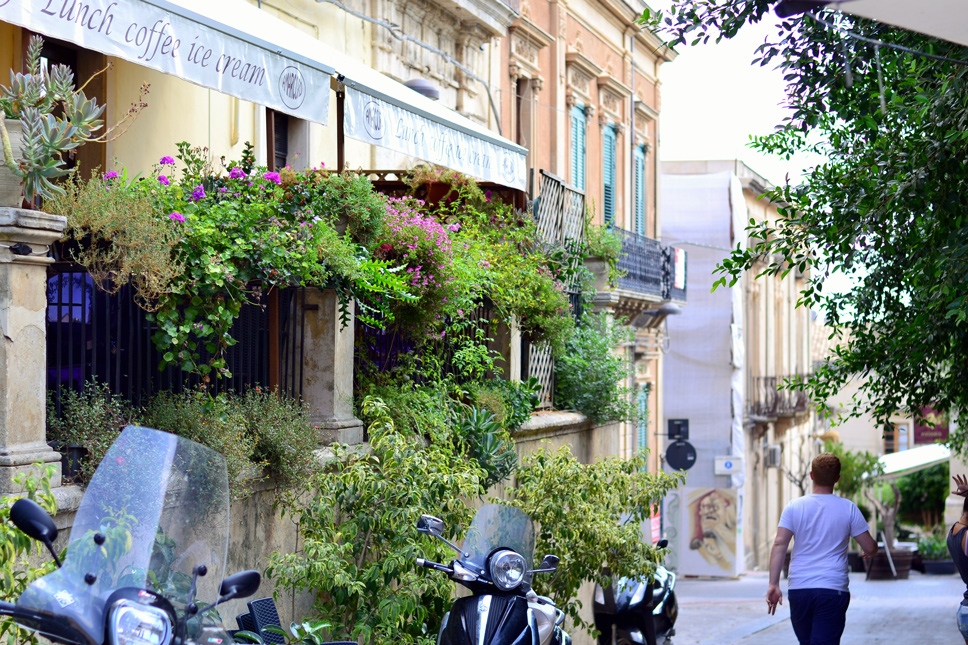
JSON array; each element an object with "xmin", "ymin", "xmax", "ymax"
[
  {"xmin": 766, "ymin": 584, "xmax": 783, "ymax": 615},
  {"xmin": 953, "ymin": 474, "xmax": 968, "ymax": 497}
]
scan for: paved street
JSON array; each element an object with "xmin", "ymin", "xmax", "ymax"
[{"xmin": 674, "ymin": 570, "xmax": 965, "ymax": 644}]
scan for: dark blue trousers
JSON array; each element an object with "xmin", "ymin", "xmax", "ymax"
[{"xmin": 788, "ymin": 588, "xmax": 851, "ymax": 645}]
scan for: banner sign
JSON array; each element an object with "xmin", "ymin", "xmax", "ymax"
[
  {"xmin": 344, "ymin": 86, "xmax": 527, "ymax": 191},
  {"xmin": 914, "ymin": 405, "xmax": 949, "ymax": 444},
  {"xmin": 0, "ymin": 0, "xmax": 331, "ymax": 124}
]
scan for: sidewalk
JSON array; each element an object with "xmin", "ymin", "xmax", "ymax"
[{"xmin": 674, "ymin": 570, "xmax": 965, "ymax": 644}]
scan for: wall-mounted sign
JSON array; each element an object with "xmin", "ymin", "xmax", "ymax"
[
  {"xmin": 666, "ymin": 440, "xmax": 696, "ymax": 471},
  {"xmin": 0, "ymin": 0, "xmax": 332, "ymax": 123},
  {"xmin": 914, "ymin": 405, "xmax": 949, "ymax": 444},
  {"xmin": 714, "ymin": 456, "xmax": 743, "ymax": 476}
]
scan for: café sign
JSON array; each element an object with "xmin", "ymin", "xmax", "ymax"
[{"xmin": 0, "ymin": 0, "xmax": 332, "ymax": 123}]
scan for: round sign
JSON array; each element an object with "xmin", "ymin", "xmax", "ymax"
[{"xmin": 666, "ymin": 440, "xmax": 697, "ymax": 471}]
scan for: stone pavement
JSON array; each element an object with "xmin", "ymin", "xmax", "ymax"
[{"xmin": 673, "ymin": 570, "xmax": 966, "ymax": 644}]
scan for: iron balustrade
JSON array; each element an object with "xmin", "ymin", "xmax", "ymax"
[
  {"xmin": 612, "ymin": 228, "xmax": 687, "ymax": 301},
  {"xmin": 748, "ymin": 375, "xmax": 810, "ymax": 419}
]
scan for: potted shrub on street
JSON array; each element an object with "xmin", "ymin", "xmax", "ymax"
[{"xmin": 918, "ymin": 533, "xmax": 956, "ymax": 575}]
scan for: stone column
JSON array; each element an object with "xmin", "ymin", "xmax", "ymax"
[
  {"xmin": 0, "ymin": 207, "xmax": 66, "ymax": 492},
  {"xmin": 297, "ymin": 287, "xmax": 364, "ymax": 445}
]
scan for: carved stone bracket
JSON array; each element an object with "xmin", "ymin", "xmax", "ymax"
[
  {"xmin": 509, "ymin": 17, "xmax": 555, "ymax": 82},
  {"xmin": 598, "ymin": 73, "xmax": 631, "ymax": 124},
  {"xmin": 565, "ymin": 49, "xmax": 602, "ymax": 109}
]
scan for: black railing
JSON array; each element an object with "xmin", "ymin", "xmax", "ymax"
[
  {"xmin": 614, "ymin": 228, "xmax": 665, "ymax": 298},
  {"xmin": 748, "ymin": 375, "xmax": 810, "ymax": 419},
  {"xmin": 46, "ymin": 264, "xmax": 302, "ymax": 416}
]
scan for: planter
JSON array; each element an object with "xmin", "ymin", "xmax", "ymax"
[
  {"xmin": 866, "ymin": 548, "xmax": 914, "ymax": 580},
  {"xmin": 586, "ymin": 258, "xmax": 610, "ymax": 292},
  {"xmin": 0, "ymin": 119, "xmax": 24, "ymax": 207},
  {"xmin": 47, "ymin": 440, "xmax": 88, "ymax": 484},
  {"xmin": 923, "ymin": 559, "xmax": 957, "ymax": 575}
]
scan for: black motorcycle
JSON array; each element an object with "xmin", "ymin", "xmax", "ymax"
[
  {"xmin": 593, "ymin": 539, "xmax": 678, "ymax": 645},
  {"xmin": 416, "ymin": 504, "xmax": 570, "ymax": 645},
  {"xmin": 0, "ymin": 426, "xmax": 263, "ymax": 645}
]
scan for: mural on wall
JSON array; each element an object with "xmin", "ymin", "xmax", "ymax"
[{"xmin": 674, "ymin": 487, "xmax": 741, "ymax": 576}]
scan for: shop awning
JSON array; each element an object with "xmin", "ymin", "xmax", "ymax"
[
  {"xmin": 0, "ymin": 0, "xmax": 527, "ymax": 189},
  {"xmin": 775, "ymin": 1, "xmax": 968, "ymax": 48},
  {"xmin": 0, "ymin": 0, "xmax": 334, "ymax": 123},
  {"xmin": 874, "ymin": 443, "xmax": 951, "ymax": 481}
]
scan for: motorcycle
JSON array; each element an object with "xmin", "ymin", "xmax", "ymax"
[
  {"xmin": 416, "ymin": 503, "xmax": 570, "ymax": 645},
  {"xmin": 593, "ymin": 539, "xmax": 677, "ymax": 645},
  {"xmin": 0, "ymin": 425, "xmax": 263, "ymax": 645}
]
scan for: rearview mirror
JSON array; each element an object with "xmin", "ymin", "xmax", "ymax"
[
  {"xmin": 218, "ymin": 570, "xmax": 261, "ymax": 603},
  {"xmin": 656, "ymin": 538, "xmax": 669, "ymax": 549},
  {"xmin": 417, "ymin": 514, "xmax": 445, "ymax": 537},
  {"xmin": 10, "ymin": 499, "xmax": 57, "ymax": 544},
  {"xmin": 532, "ymin": 554, "xmax": 559, "ymax": 573}
]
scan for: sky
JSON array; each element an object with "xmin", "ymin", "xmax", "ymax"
[{"xmin": 650, "ymin": 3, "xmax": 821, "ymax": 186}]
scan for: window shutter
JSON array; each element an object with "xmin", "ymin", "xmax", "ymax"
[
  {"xmin": 570, "ymin": 105, "xmax": 585, "ymax": 191},
  {"xmin": 634, "ymin": 145, "xmax": 646, "ymax": 234},
  {"xmin": 603, "ymin": 125, "xmax": 616, "ymax": 225}
]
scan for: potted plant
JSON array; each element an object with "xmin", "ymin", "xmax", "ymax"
[
  {"xmin": 0, "ymin": 35, "xmax": 146, "ymax": 207},
  {"xmin": 584, "ymin": 210, "xmax": 623, "ymax": 291},
  {"xmin": 918, "ymin": 532, "xmax": 956, "ymax": 575}
]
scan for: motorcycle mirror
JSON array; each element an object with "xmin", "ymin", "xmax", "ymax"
[
  {"xmin": 10, "ymin": 499, "xmax": 61, "ymax": 567},
  {"xmin": 656, "ymin": 539, "xmax": 669, "ymax": 549},
  {"xmin": 531, "ymin": 554, "xmax": 559, "ymax": 573},
  {"xmin": 417, "ymin": 514, "xmax": 445, "ymax": 536},
  {"xmin": 218, "ymin": 570, "xmax": 261, "ymax": 603}
]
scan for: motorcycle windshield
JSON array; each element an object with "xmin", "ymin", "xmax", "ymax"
[
  {"xmin": 461, "ymin": 504, "xmax": 536, "ymax": 577},
  {"xmin": 16, "ymin": 426, "xmax": 230, "ymax": 645}
]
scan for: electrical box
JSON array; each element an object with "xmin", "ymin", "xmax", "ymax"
[{"xmin": 714, "ymin": 456, "xmax": 743, "ymax": 476}]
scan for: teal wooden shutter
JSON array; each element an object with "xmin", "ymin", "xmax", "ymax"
[
  {"xmin": 570, "ymin": 105, "xmax": 585, "ymax": 191},
  {"xmin": 603, "ymin": 125, "xmax": 616, "ymax": 225},
  {"xmin": 634, "ymin": 145, "xmax": 646, "ymax": 234}
]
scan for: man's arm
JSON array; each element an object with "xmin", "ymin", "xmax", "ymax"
[
  {"xmin": 854, "ymin": 531, "xmax": 878, "ymax": 558},
  {"xmin": 766, "ymin": 527, "xmax": 793, "ymax": 615}
]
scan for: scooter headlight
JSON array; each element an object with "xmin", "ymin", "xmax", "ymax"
[
  {"xmin": 108, "ymin": 600, "xmax": 172, "ymax": 645},
  {"xmin": 489, "ymin": 549, "xmax": 527, "ymax": 590}
]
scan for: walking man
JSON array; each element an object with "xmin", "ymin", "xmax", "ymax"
[{"xmin": 766, "ymin": 453, "xmax": 878, "ymax": 644}]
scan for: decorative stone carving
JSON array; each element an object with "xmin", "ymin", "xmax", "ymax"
[
  {"xmin": 565, "ymin": 49, "xmax": 602, "ymax": 108},
  {"xmin": 598, "ymin": 73, "xmax": 631, "ymax": 123},
  {"xmin": 509, "ymin": 16, "xmax": 554, "ymax": 82}
]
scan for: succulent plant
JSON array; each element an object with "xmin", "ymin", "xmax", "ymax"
[{"xmin": 0, "ymin": 35, "xmax": 108, "ymax": 203}]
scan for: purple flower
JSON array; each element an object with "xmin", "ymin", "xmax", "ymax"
[
  {"xmin": 168, "ymin": 212, "xmax": 186, "ymax": 223},
  {"xmin": 157, "ymin": 175, "xmax": 170, "ymax": 186},
  {"xmin": 447, "ymin": 223, "xmax": 460, "ymax": 232},
  {"xmin": 160, "ymin": 156, "xmax": 176, "ymax": 165},
  {"xmin": 103, "ymin": 171, "xmax": 119, "ymax": 180},
  {"xmin": 263, "ymin": 171, "xmax": 282, "ymax": 185},
  {"xmin": 189, "ymin": 185, "xmax": 206, "ymax": 202},
  {"xmin": 229, "ymin": 167, "xmax": 247, "ymax": 179}
]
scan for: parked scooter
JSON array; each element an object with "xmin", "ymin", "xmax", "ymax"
[
  {"xmin": 416, "ymin": 504, "xmax": 571, "ymax": 645},
  {"xmin": 593, "ymin": 539, "xmax": 677, "ymax": 645},
  {"xmin": 0, "ymin": 426, "xmax": 263, "ymax": 645}
]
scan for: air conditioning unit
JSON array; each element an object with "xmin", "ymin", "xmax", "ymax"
[{"xmin": 764, "ymin": 444, "xmax": 782, "ymax": 468}]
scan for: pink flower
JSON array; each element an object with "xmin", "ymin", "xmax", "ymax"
[
  {"xmin": 263, "ymin": 171, "xmax": 282, "ymax": 184},
  {"xmin": 160, "ymin": 156, "xmax": 176, "ymax": 165},
  {"xmin": 157, "ymin": 175, "xmax": 170, "ymax": 186},
  {"xmin": 168, "ymin": 212, "xmax": 186, "ymax": 223},
  {"xmin": 103, "ymin": 171, "xmax": 119, "ymax": 180},
  {"xmin": 229, "ymin": 167, "xmax": 247, "ymax": 179}
]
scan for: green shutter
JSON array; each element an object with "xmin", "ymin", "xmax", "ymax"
[
  {"xmin": 571, "ymin": 105, "xmax": 585, "ymax": 191},
  {"xmin": 634, "ymin": 145, "xmax": 646, "ymax": 235},
  {"xmin": 603, "ymin": 125, "xmax": 616, "ymax": 225}
]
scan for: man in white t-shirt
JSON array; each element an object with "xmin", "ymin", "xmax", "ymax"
[{"xmin": 766, "ymin": 453, "xmax": 878, "ymax": 644}]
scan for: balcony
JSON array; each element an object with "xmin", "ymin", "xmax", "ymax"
[
  {"xmin": 748, "ymin": 375, "xmax": 810, "ymax": 419},
  {"xmin": 613, "ymin": 227, "xmax": 687, "ymax": 303}
]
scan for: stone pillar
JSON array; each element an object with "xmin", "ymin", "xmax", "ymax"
[
  {"xmin": 297, "ymin": 287, "xmax": 364, "ymax": 445},
  {"xmin": 0, "ymin": 208, "xmax": 66, "ymax": 492}
]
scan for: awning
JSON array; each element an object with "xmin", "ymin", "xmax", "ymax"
[
  {"xmin": 0, "ymin": 0, "xmax": 528, "ymax": 189},
  {"xmin": 775, "ymin": 1, "xmax": 968, "ymax": 48},
  {"xmin": 0, "ymin": 0, "xmax": 333, "ymax": 123},
  {"xmin": 874, "ymin": 443, "xmax": 950, "ymax": 481}
]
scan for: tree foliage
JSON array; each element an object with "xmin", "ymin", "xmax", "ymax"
[
  {"xmin": 650, "ymin": 2, "xmax": 968, "ymax": 452},
  {"xmin": 896, "ymin": 462, "xmax": 949, "ymax": 528}
]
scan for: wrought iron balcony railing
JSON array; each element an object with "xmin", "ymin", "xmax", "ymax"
[
  {"xmin": 748, "ymin": 375, "xmax": 810, "ymax": 419},
  {"xmin": 612, "ymin": 228, "xmax": 687, "ymax": 302}
]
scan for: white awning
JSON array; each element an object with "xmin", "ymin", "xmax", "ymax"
[
  {"xmin": 875, "ymin": 443, "xmax": 950, "ymax": 481},
  {"xmin": 0, "ymin": 0, "xmax": 333, "ymax": 123},
  {"xmin": 776, "ymin": 1, "xmax": 968, "ymax": 48},
  {"xmin": 0, "ymin": 0, "xmax": 527, "ymax": 189}
]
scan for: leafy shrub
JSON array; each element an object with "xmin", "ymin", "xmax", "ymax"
[
  {"xmin": 823, "ymin": 440, "xmax": 883, "ymax": 500},
  {"xmin": 917, "ymin": 532, "xmax": 950, "ymax": 561},
  {"xmin": 237, "ymin": 387, "xmax": 319, "ymax": 489},
  {"xmin": 0, "ymin": 465, "xmax": 60, "ymax": 645},
  {"xmin": 554, "ymin": 312, "xmax": 635, "ymax": 424},
  {"xmin": 142, "ymin": 389, "xmax": 258, "ymax": 499},
  {"xmin": 897, "ymin": 462, "xmax": 949, "ymax": 528},
  {"xmin": 47, "ymin": 382, "xmax": 140, "ymax": 484},
  {"xmin": 267, "ymin": 397, "xmax": 484, "ymax": 644},
  {"xmin": 455, "ymin": 407, "xmax": 516, "ymax": 489},
  {"xmin": 504, "ymin": 446, "xmax": 684, "ymax": 634}
]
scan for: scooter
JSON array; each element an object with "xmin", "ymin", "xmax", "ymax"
[
  {"xmin": 416, "ymin": 503, "xmax": 571, "ymax": 645},
  {"xmin": 593, "ymin": 539, "xmax": 678, "ymax": 645},
  {"xmin": 0, "ymin": 426, "xmax": 263, "ymax": 645}
]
